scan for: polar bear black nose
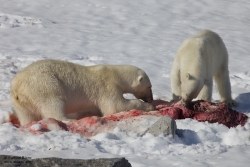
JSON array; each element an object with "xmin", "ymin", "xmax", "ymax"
[
  {"xmin": 144, "ymin": 94, "xmax": 153, "ymax": 103},
  {"xmin": 142, "ymin": 97, "xmax": 152, "ymax": 103},
  {"xmin": 146, "ymin": 98, "xmax": 153, "ymax": 103}
]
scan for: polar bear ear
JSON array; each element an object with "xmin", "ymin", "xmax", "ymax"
[
  {"xmin": 185, "ymin": 73, "xmax": 190, "ymax": 80},
  {"xmin": 138, "ymin": 76, "xmax": 143, "ymax": 82},
  {"xmin": 132, "ymin": 76, "xmax": 143, "ymax": 87}
]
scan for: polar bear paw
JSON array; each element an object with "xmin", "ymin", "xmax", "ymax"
[{"xmin": 225, "ymin": 100, "xmax": 237, "ymax": 107}]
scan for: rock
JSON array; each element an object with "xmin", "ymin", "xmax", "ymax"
[
  {"xmin": 142, "ymin": 115, "xmax": 177, "ymax": 137},
  {"xmin": 0, "ymin": 155, "xmax": 132, "ymax": 167}
]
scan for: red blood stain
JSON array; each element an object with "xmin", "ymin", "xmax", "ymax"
[
  {"xmin": 6, "ymin": 99, "xmax": 249, "ymax": 136},
  {"xmin": 77, "ymin": 116, "xmax": 100, "ymax": 125},
  {"xmin": 8, "ymin": 113, "xmax": 20, "ymax": 127},
  {"xmin": 159, "ymin": 107, "xmax": 182, "ymax": 119},
  {"xmin": 66, "ymin": 116, "xmax": 108, "ymax": 137},
  {"xmin": 19, "ymin": 118, "xmax": 68, "ymax": 134},
  {"xmin": 104, "ymin": 110, "xmax": 167, "ymax": 122}
]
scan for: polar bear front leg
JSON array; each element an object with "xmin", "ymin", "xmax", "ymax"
[
  {"xmin": 100, "ymin": 98, "xmax": 154, "ymax": 116},
  {"xmin": 214, "ymin": 70, "xmax": 236, "ymax": 106},
  {"xmin": 197, "ymin": 78, "xmax": 213, "ymax": 101},
  {"xmin": 126, "ymin": 99, "xmax": 155, "ymax": 111},
  {"xmin": 170, "ymin": 65, "xmax": 181, "ymax": 101}
]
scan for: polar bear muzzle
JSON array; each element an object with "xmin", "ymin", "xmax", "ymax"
[{"xmin": 141, "ymin": 88, "xmax": 153, "ymax": 103}]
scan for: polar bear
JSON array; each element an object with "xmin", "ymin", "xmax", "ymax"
[
  {"xmin": 170, "ymin": 29, "xmax": 235, "ymax": 106},
  {"xmin": 10, "ymin": 59, "xmax": 154, "ymax": 125}
]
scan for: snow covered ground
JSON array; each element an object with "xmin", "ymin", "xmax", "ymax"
[{"xmin": 0, "ymin": 0, "xmax": 250, "ymax": 166}]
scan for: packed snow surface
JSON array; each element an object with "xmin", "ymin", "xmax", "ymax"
[{"xmin": 0, "ymin": 0, "xmax": 250, "ymax": 166}]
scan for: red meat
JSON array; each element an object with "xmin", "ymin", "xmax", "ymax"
[{"xmin": 8, "ymin": 100, "xmax": 248, "ymax": 137}]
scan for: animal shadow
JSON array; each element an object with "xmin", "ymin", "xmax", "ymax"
[
  {"xmin": 176, "ymin": 129, "xmax": 201, "ymax": 145},
  {"xmin": 235, "ymin": 92, "xmax": 250, "ymax": 113}
]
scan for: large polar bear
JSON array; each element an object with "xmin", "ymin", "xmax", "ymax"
[
  {"xmin": 10, "ymin": 59, "xmax": 154, "ymax": 125},
  {"xmin": 170, "ymin": 29, "xmax": 235, "ymax": 106}
]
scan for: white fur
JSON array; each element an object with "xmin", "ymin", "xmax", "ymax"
[
  {"xmin": 170, "ymin": 29, "xmax": 234, "ymax": 105},
  {"xmin": 10, "ymin": 59, "xmax": 154, "ymax": 125}
]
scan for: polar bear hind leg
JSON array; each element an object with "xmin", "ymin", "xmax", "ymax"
[
  {"xmin": 13, "ymin": 97, "xmax": 70, "ymax": 125},
  {"xmin": 14, "ymin": 106, "xmax": 37, "ymax": 126},
  {"xmin": 40, "ymin": 98, "xmax": 70, "ymax": 121},
  {"xmin": 12, "ymin": 98, "xmax": 42, "ymax": 125}
]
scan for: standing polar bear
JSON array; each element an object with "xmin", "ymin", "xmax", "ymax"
[
  {"xmin": 170, "ymin": 29, "xmax": 235, "ymax": 106},
  {"xmin": 10, "ymin": 59, "xmax": 154, "ymax": 125}
]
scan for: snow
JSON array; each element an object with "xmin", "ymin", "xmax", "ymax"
[{"xmin": 0, "ymin": 0, "xmax": 250, "ymax": 166}]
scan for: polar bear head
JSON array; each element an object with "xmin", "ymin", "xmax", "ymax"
[
  {"xmin": 181, "ymin": 73, "xmax": 204, "ymax": 104},
  {"xmin": 131, "ymin": 70, "xmax": 153, "ymax": 103}
]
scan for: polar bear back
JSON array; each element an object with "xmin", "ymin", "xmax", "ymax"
[
  {"xmin": 12, "ymin": 60, "xmax": 145, "ymax": 99},
  {"xmin": 176, "ymin": 30, "xmax": 228, "ymax": 78}
]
